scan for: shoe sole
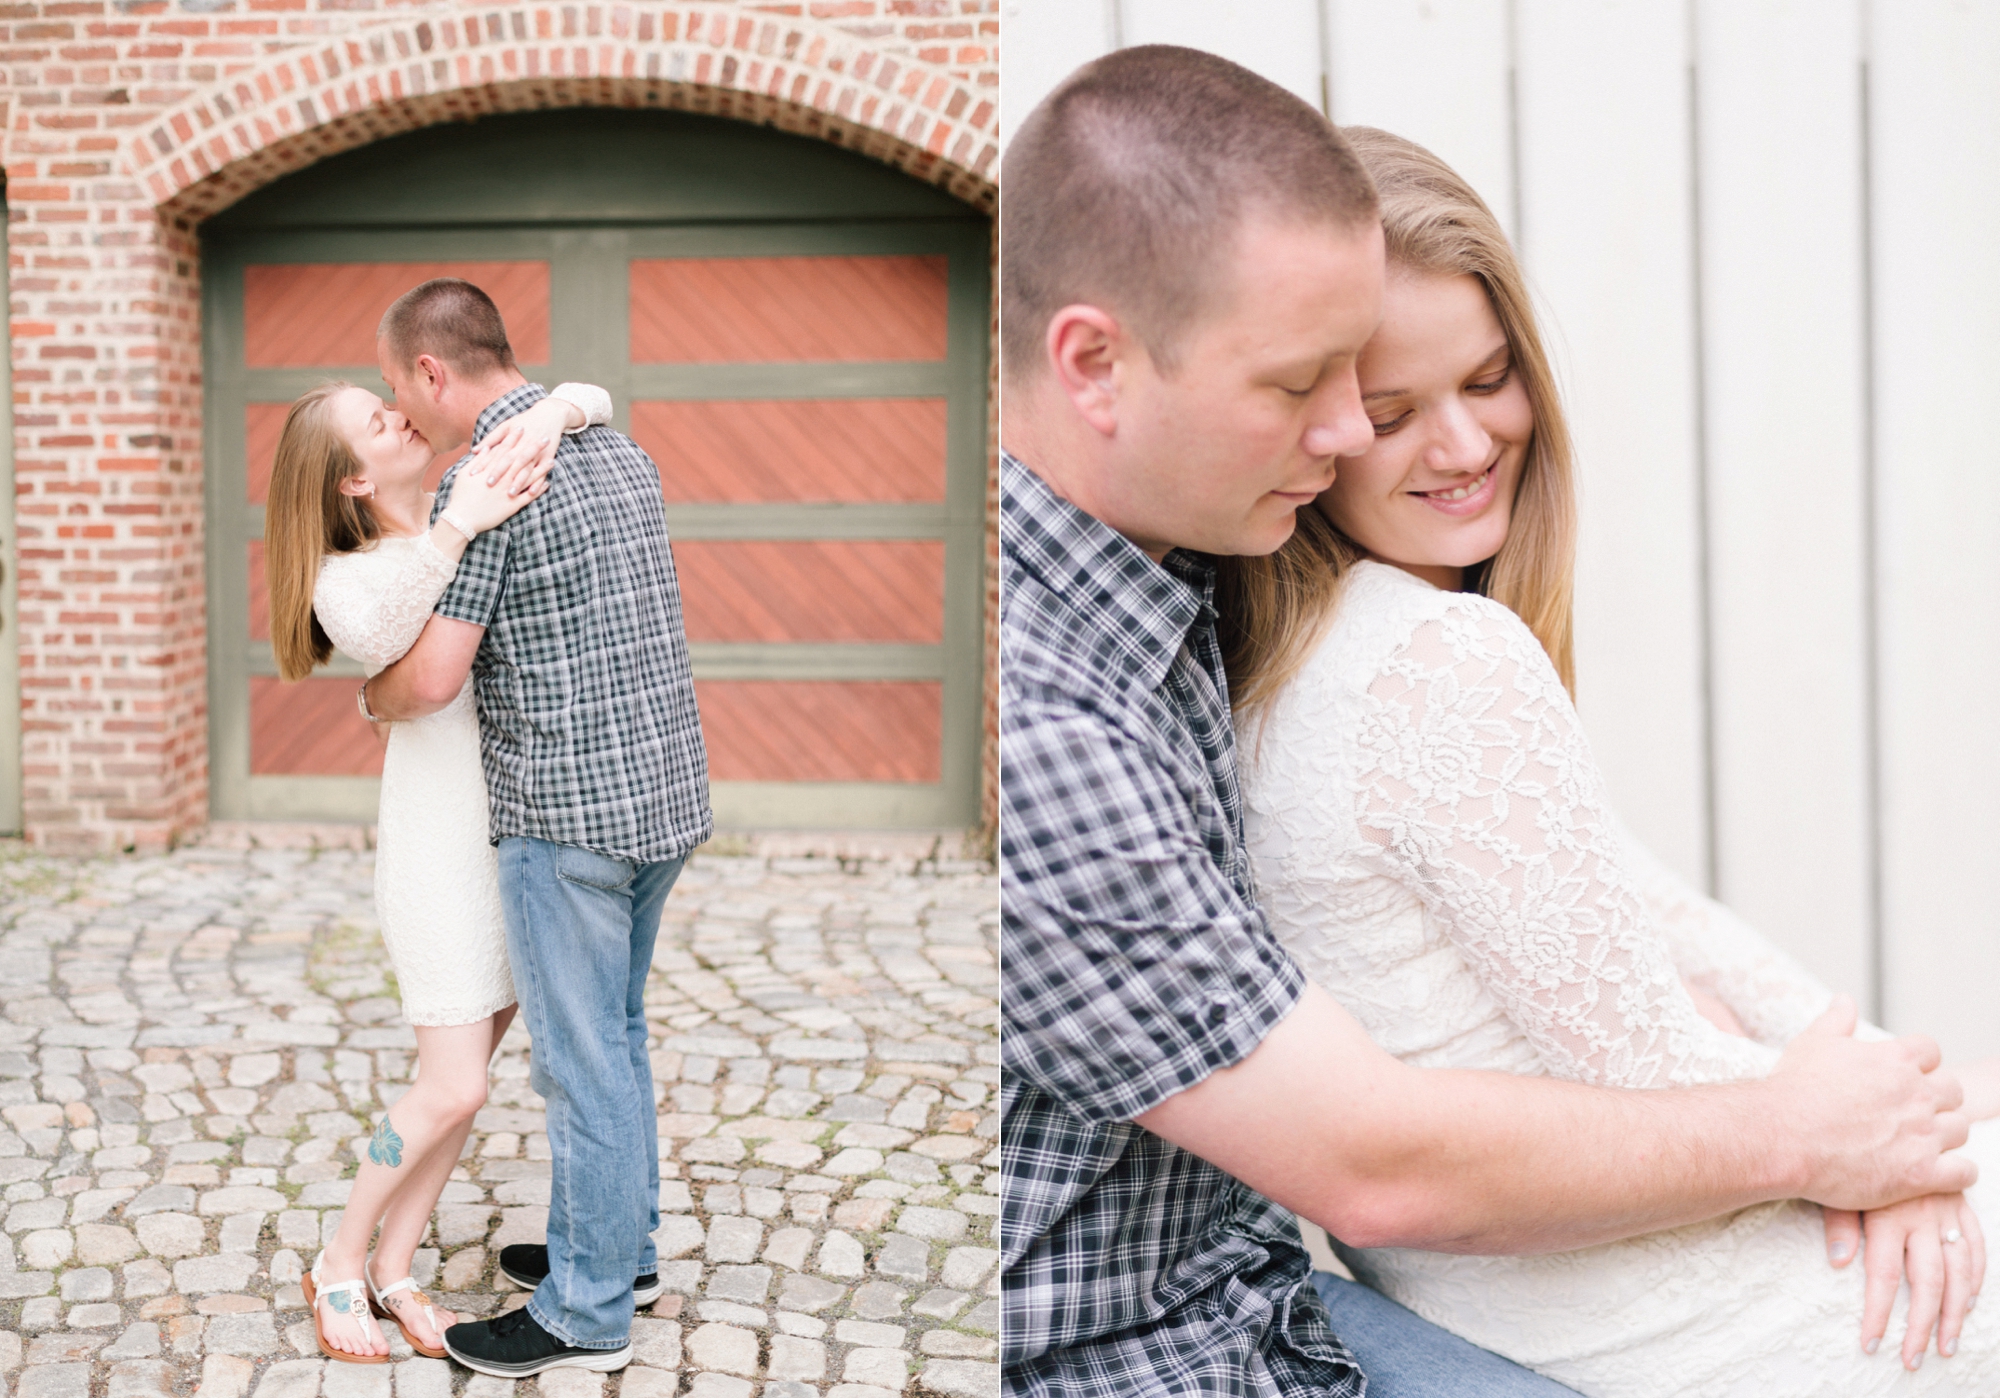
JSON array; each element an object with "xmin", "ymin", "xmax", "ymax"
[
  {"xmin": 444, "ymin": 1339, "xmax": 631, "ymax": 1378},
  {"xmin": 499, "ymin": 1265, "xmax": 663, "ymax": 1307}
]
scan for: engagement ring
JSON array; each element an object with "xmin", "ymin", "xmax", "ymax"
[{"xmin": 1945, "ymin": 1228, "xmax": 1964, "ymax": 1245}]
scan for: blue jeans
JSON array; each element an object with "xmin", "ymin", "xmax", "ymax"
[
  {"xmin": 1312, "ymin": 1273, "xmax": 1583, "ymax": 1397},
  {"xmin": 499, "ymin": 837, "xmax": 686, "ymax": 1349}
]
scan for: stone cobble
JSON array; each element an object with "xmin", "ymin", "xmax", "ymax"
[{"xmin": 0, "ymin": 839, "xmax": 999, "ymax": 1398}]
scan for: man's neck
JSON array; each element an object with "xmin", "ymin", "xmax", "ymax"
[
  {"xmin": 463, "ymin": 369, "xmax": 531, "ymax": 437},
  {"xmin": 1007, "ymin": 438, "xmax": 1172, "ymax": 564}
]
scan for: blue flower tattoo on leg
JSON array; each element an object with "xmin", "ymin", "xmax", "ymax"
[{"xmin": 367, "ymin": 1114, "xmax": 403, "ymax": 1168}]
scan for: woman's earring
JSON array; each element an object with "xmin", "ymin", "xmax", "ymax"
[{"xmin": 361, "ymin": 481, "xmax": 377, "ymax": 498}]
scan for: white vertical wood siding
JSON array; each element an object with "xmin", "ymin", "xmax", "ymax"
[
  {"xmin": 1513, "ymin": 0, "xmax": 1712, "ymax": 890},
  {"xmin": 1001, "ymin": 0, "xmax": 2000, "ymax": 1057},
  {"xmin": 1692, "ymin": 0, "xmax": 1875, "ymax": 1015},
  {"xmin": 1867, "ymin": 1, "xmax": 2000, "ymax": 1059}
]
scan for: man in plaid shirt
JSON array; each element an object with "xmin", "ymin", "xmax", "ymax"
[
  {"xmin": 365, "ymin": 278, "xmax": 710, "ymax": 1378},
  {"xmin": 1002, "ymin": 46, "xmax": 1973, "ymax": 1398}
]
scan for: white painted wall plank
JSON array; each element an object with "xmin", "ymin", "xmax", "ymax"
[
  {"xmin": 1115, "ymin": 0, "xmax": 1324, "ymax": 112},
  {"xmin": 1693, "ymin": 0, "xmax": 1873, "ymax": 1004},
  {"xmin": 999, "ymin": 0, "xmax": 1115, "ymax": 145},
  {"xmin": 1868, "ymin": 1, "xmax": 2000, "ymax": 1057},
  {"xmin": 1325, "ymin": 0, "xmax": 1515, "ymax": 240},
  {"xmin": 1513, "ymin": 0, "xmax": 1711, "ymax": 888}
]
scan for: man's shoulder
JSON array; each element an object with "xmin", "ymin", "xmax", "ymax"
[{"xmin": 1001, "ymin": 562, "xmax": 1138, "ymax": 710}]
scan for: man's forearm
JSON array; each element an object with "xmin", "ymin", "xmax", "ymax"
[
  {"xmin": 1298, "ymin": 1066, "xmax": 1801, "ymax": 1254},
  {"xmin": 366, "ymin": 615, "xmax": 486, "ymax": 721},
  {"xmin": 1137, "ymin": 982, "xmax": 1968, "ymax": 1257},
  {"xmin": 366, "ymin": 658, "xmax": 448, "ymax": 721}
]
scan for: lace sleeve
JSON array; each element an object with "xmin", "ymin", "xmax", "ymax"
[
  {"xmin": 1612, "ymin": 820, "xmax": 1836, "ymax": 1048},
  {"xmin": 548, "ymin": 382, "xmax": 613, "ymax": 430},
  {"xmin": 1355, "ymin": 598, "xmax": 1779, "ymax": 1088},
  {"xmin": 311, "ymin": 537, "xmax": 460, "ymax": 672}
]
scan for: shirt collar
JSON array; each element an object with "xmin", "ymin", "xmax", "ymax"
[
  {"xmin": 471, "ymin": 382, "xmax": 549, "ymax": 447},
  {"xmin": 1001, "ymin": 452, "xmax": 1216, "ymax": 692}
]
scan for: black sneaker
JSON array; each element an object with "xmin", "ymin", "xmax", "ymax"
[
  {"xmin": 443, "ymin": 1305, "xmax": 631, "ymax": 1378},
  {"xmin": 498, "ymin": 1243, "xmax": 664, "ymax": 1307}
]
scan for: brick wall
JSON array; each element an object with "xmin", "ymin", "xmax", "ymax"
[{"xmin": 2, "ymin": 0, "xmax": 998, "ymax": 852}]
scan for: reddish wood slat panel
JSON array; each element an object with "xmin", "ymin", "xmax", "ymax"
[
  {"xmin": 676, "ymin": 541, "xmax": 944, "ymax": 643},
  {"xmin": 250, "ymin": 677, "xmax": 384, "ymax": 776},
  {"xmin": 696, "ymin": 681, "xmax": 940, "ymax": 782},
  {"xmin": 630, "ymin": 256, "xmax": 948, "ymax": 362},
  {"xmin": 243, "ymin": 261, "xmax": 551, "ymax": 367},
  {"xmin": 632, "ymin": 399, "xmax": 946, "ymax": 503},
  {"xmin": 248, "ymin": 542, "xmax": 269, "ymax": 642},
  {"xmin": 246, "ymin": 403, "xmax": 288, "ymax": 505}
]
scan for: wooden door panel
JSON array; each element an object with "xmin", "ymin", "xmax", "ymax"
[
  {"xmin": 248, "ymin": 542, "xmax": 269, "ymax": 642},
  {"xmin": 249, "ymin": 677, "xmax": 385, "ymax": 776},
  {"xmin": 632, "ymin": 399, "xmax": 947, "ymax": 503},
  {"xmin": 243, "ymin": 261, "xmax": 551, "ymax": 367},
  {"xmin": 246, "ymin": 403, "xmax": 288, "ymax": 505},
  {"xmin": 696, "ymin": 681, "xmax": 941, "ymax": 782},
  {"xmin": 630, "ymin": 255, "xmax": 948, "ymax": 362},
  {"xmin": 676, "ymin": 541, "xmax": 944, "ymax": 643}
]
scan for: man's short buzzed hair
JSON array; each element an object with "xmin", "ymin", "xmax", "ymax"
[
  {"xmin": 378, "ymin": 277, "xmax": 518, "ymax": 374},
  {"xmin": 1002, "ymin": 45, "xmax": 1378, "ymax": 377}
]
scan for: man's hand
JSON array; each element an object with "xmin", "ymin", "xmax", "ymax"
[
  {"xmin": 1953, "ymin": 1057, "xmax": 2000, "ymax": 1122},
  {"xmin": 1775, "ymin": 996, "xmax": 1972, "ymax": 1211}
]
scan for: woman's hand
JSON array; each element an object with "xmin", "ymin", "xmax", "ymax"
[
  {"xmin": 1825, "ymin": 1192, "xmax": 1984, "ymax": 1368},
  {"xmin": 462, "ymin": 398, "xmax": 584, "ymax": 496},
  {"xmin": 443, "ymin": 438, "xmax": 555, "ymax": 534}
]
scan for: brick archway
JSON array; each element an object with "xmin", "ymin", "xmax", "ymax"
[
  {"xmin": 130, "ymin": 5, "xmax": 997, "ymax": 221},
  {"xmin": 7, "ymin": 0, "xmax": 996, "ymax": 852}
]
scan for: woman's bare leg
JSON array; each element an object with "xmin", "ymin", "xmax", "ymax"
[
  {"xmin": 318, "ymin": 1006, "xmax": 514, "ymax": 1353},
  {"xmin": 370, "ymin": 1008, "xmax": 520, "ymax": 1344}
]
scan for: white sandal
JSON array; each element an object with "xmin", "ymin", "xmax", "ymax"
[
  {"xmin": 304, "ymin": 1252, "xmax": 388, "ymax": 1365},
  {"xmin": 367, "ymin": 1258, "xmax": 450, "ymax": 1359}
]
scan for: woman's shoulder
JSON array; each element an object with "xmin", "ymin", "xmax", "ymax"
[
  {"xmin": 313, "ymin": 538, "xmax": 404, "ymax": 596},
  {"xmin": 1258, "ymin": 563, "xmax": 1536, "ymax": 719},
  {"xmin": 1353, "ymin": 559, "xmax": 1540, "ymax": 641}
]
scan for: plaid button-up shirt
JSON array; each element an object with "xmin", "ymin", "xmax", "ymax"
[
  {"xmin": 433, "ymin": 383, "xmax": 712, "ymax": 863},
  {"xmin": 1000, "ymin": 455, "xmax": 1363, "ymax": 1398}
]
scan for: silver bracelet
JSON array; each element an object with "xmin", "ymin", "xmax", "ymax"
[
  {"xmin": 357, "ymin": 680, "xmax": 382, "ymax": 725},
  {"xmin": 438, "ymin": 508, "xmax": 477, "ymax": 542}
]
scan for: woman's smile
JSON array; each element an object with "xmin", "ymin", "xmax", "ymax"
[{"xmin": 1412, "ymin": 462, "xmax": 1498, "ymax": 514}]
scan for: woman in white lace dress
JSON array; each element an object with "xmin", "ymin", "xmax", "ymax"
[
  {"xmin": 264, "ymin": 380, "xmax": 612, "ymax": 1362},
  {"xmin": 1223, "ymin": 128, "xmax": 2000, "ymax": 1397}
]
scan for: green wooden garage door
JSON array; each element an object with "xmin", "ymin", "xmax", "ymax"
[{"xmin": 203, "ymin": 108, "xmax": 989, "ymax": 830}]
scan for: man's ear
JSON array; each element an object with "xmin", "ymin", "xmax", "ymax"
[
  {"xmin": 414, "ymin": 353, "xmax": 449, "ymax": 400},
  {"xmin": 1045, "ymin": 305, "xmax": 1138, "ymax": 439}
]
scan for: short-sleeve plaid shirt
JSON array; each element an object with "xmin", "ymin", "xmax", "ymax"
[
  {"xmin": 1000, "ymin": 455, "xmax": 1363, "ymax": 1398},
  {"xmin": 432, "ymin": 384, "xmax": 712, "ymax": 863}
]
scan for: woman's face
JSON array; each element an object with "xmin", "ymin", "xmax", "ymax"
[
  {"xmin": 327, "ymin": 386, "xmax": 432, "ymax": 495},
  {"xmin": 1314, "ymin": 269, "xmax": 1533, "ymax": 590}
]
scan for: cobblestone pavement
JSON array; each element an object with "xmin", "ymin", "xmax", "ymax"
[{"xmin": 0, "ymin": 837, "xmax": 1000, "ymax": 1398}]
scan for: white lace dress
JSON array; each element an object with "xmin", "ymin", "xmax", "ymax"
[
  {"xmin": 311, "ymin": 383, "xmax": 613, "ymax": 1027},
  {"xmin": 1240, "ymin": 559, "xmax": 2000, "ymax": 1398}
]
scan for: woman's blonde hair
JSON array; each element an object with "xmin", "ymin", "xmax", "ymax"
[
  {"xmin": 265, "ymin": 382, "xmax": 379, "ymax": 681},
  {"xmin": 1218, "ymin": 126, "xmax": 1578, "ymax": 718}
]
